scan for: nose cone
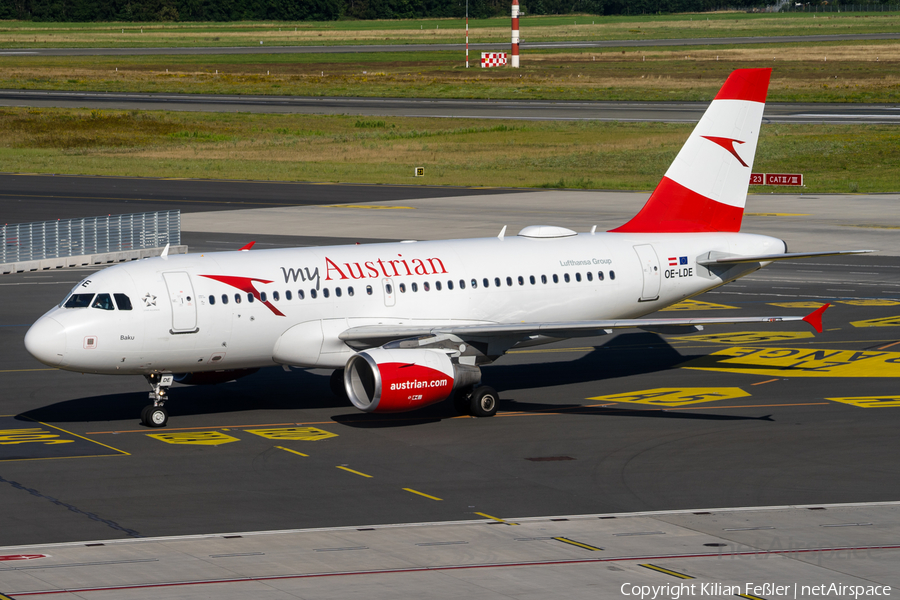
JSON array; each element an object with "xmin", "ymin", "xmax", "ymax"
[{"xmin": 24, "ymin": 317, "xmax": 66, "ymax": 367}]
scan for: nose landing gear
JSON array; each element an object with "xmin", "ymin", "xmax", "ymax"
[{"xmin": 143, "ymin": 373, "xmax": 173, "ymax": 427}]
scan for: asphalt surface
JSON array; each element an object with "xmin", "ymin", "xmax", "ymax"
[
  {"xmin": 1, "ymin": 32, "xmax": 898, "ymax": 55},
  {"xmin": 2, "ymin": 90, "xmax": 899, "ymax": 123},
  {"xmin": 0, "ymin": 173, "xmax": 526, "ymax": 224},
  {"xmin": 3, "ymin": 183, "xmax": 900, "ymax": 547}
]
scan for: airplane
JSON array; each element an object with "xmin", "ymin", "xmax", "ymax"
[{"xmin": 24, "ymin": 68, "xmax": 869, "ymax": 428}]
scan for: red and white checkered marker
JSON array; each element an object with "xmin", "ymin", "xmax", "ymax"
[{"xmin": 481, "ymin": 52, "xmax": 507, "ymax": 68}]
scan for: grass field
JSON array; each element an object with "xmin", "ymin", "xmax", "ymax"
[
  {"xmin": 1, "ymin": 39, "xmax": 898, "ymax": 102},
  {"xmin": 0, "ymin": 107, "xmax": 895, "ymax": 193},
  {"xmin": 0, "ymin": 12, "xmax": 899, "ymax": 47}
]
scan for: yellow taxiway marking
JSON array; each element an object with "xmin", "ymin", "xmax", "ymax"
[
  {"xmin": 827, "ymin": 396, "xmax": 900, "ymax": 408},
  {"xmin": 276, "ymin": 446, "xmax": 308, "ymax": 457},
  {"xmin": 588, "ymin": 388, "xmax": 750, "ymax": 407},
  {"xmin": 327, "ymin": 204, "xmax": 414, "ymax": 210},
  {"xmin": 684, "ymin": 346, "xmax": 900, "ymax": 377},
  {"xmin": 659, "ymin": 299, "xmax": 738, "ymax": 311},
  {"xmin": 553, "ymin": 537, "xmax": 603, "ymax": 551},
  {"xmin": 147, "ymin": 431, "xmax": 240, "ymax": 446},
  {"xmin": 768, "ymin": 301, "xmax": 827, "ymax": 308},
  {"xmin": 751, "ymin": 378, "xmax": 781, "ymax": 386},
  {"xmin": 738, "ymin": 595, "xmax": 768, "ymax": 600},
  {"xmin": 744, "ymin": 212, "xmax": 809, "ymax": 217},
  {"xmin": 880, "ymin": 341, "xmax": 900, "ymax": 350},
  {"xmin": 246, "ymin": 427, "xmax": 337, "ymax": 441},
  {"xmin": 474, "ymin": 512, "xmax": 518, "ymax": 525},
  {"xmin": 839, "ymin": 299, "xmax": 900, "ymax": 307},
  {"xmin": 337, "ymin": 466, "xmax": 372, "ymax": 478},
  {"xmin": 0, "ymin": 428, "xmax": 74, "ymax": 446},
  {"xmin": 852, "ymin": 315, "xmax": 900, "ymax": 328},
  {"xmin": 403, "ymin": 488, "xmax": 442, "ymax": 501},
  {"xmin": 639, "ymin": 564, "xmax": 695, "ymax": 579},
  {"xmin": 674, "ymin": 331, "xmax": 813, "ymax": 345}
]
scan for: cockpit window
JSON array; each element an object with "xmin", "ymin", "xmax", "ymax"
[
  {"xmin": 92, "ymin": 293, "xmax": 115, "ymax": 311},
  {"xmin": 114, "ymin": 294, "xmax": 132, "ymax": 311},
  {"xmin": 64, "ymin": 293, "xmax": 94, "ymax": 308}
]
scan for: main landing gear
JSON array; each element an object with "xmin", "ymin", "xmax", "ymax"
[
  {"xmin": 453, "ymin": 385, "xmax": 500, "ymax": 418},
  {"xmin": 142, "ymin": 373, "xmax": 173, "ymax": 427}
]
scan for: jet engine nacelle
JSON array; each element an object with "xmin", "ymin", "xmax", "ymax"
[{"xmin": 344, "ymin": 348, "xmax": 481, "ymax": 413}]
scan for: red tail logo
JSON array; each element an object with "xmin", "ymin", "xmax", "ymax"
[{"xmin": 701, "ymin": 136, "xmax": 749, "ymax": 168}]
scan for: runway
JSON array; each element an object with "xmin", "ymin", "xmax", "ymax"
[
  {"xmin": 2, "ymin": 90, "xmax": 898, "ymax": 124},
  {"xmin": 2, "ymin": 180, "xmax": 900, "ymax": 596},
  {"xmin": 1, "ymin": 32, "xmax": 898, "ymax": 55}
]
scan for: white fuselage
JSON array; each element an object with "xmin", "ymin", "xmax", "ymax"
[{"xmin": 25, "ymin": 229, "xmax": 785, "ymax": 375}]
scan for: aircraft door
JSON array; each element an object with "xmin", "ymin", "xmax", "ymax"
[
  {"xmin": 163, "ymin": 271, "xmax": 199, "ymax": 333},
  {"xmin": 633, "ymin": 244, "xmax": 661, "ymax": 302},
  {"xmin": 382, "ymin": 278, "xmax": 396, "ymax": 307}
]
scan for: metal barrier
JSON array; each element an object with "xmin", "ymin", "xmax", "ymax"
[{"xmin": 2, "ymin": 210, "xmax": 180, "ymax": 264}]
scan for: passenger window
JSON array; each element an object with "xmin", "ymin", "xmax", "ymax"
[
  {"xmin": 494, "ymin": 277, "xmax": 501, "ymax": 287},
  {"xmin": 323, "ymin": 288, "xmax": 330, "ymax": 298},
  {"xmin": 385, "ymin": 284, "xmax": 392, "ymax": 295},
  {"xmin": 470, "ymin": 278, "xmax": 477, "ymax": 289},
  {"xmin": 208, "ymin": 295, "xmax": 216, "ymax": 306},
  {"xmin": 482, "ymin": 278, "xmax": 489, "ymax": 288},
  {"xmin": 517, "ymin": 276, "xmax": 524, "ymax": 286},
  {"xmin": 411, "ymin": 282, "xmax": 418, "ymax": 292},
  {"xmin": 435, "ymin": 281, "xmax": 442, "ymax": 291},
  {"xmin": 564, "ymin": 273, "xmax": 570, "ymax": 283},
  {"xmin": 541, "ymin": 275, "xmax": 547, "ymax": 284},
  {"xmin": 335, "ymin": 287, "xmax": 342, "ymax": 297},
  {"xmin": 587, "ymin": 272, "xmax": 593, "ymax": 282},
  {"xmin": 114, "ymin": 293, "xmax": 133, "ymax": 310},
  {"xmin": 260, "ymin": 292, "xmax": 267, "ymax": 302},
  {"xmin": 424, "ymin": 282, "xmax": 430, "ymax": 292},
  {"xmin": 610, "ymin": 270, "xmax": 616, "ymax": 280},
  {"xmin": 298, "ymin": 290, "xmax": 305, "ymax": 300},
  {"xmin": 222, "ymin": 294, "xmax": 229, "ymax": 305},
  {"xmin": 311, "ymin": 289, "xmax": 317, "ymax": 299},
  {"xmin": 286, "ymin": 290, "xmax": 292, "ymax": 300},
  {"xmin": 247, "ymin": 293, "xmax": 255, "ymax": 303},
  {"xmin": 399, "ymin": 283, "xmax": 407, "ymax": 293},
  {"xmin": 92, "ymin": 293, "xmax": 115, "ymax": 311},
  {"xmin": 366, "ymin": 285, "xmax": 373, "ymax": 295},
  {"xmin": 64, "ymin": 293, "xmax": 94, "ymax": 308},
  {"xmin": 529, "ymin": 275, "xmax": 535, "ymax": 285},
  {"xmin": 272, "ymin": 291, "xmax": 280, "ymax": 301},
  {"xmin": 597, "ymin": 271, "xmax": 605, "ymax": 281},
  {"xmin": 460, "ymin": 279, "xmax": 466, "ymax": 290},
  {"xmin": 553, "ymin": 274, "xmax": 559, "ymax": 283},
  {"xmin": 448, "ymin": 280, "xmax": 454, "ymax": 290},
  {"xmin": 506, "ymin": 277, "xmax": 513, "ymax": 287},
  {"xmin": 575, "ymin": 273, "xmax": 582, "ymax": 282},
  {"xmin": 348, "ymin": 286, "xmax": 354, "ymax": 297}
]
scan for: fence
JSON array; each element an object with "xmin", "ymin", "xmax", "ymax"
[{"xmin": 2, "ymin": 210, "xmax": 180, "ymax": 264}]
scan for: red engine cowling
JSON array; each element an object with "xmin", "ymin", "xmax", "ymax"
[
  {"xmin": 344, "ymin": 348, "xmax": 480, "ymax": 413},
  {"xmin": 173, "ymin": 368, "xmax": 259, "ymax": 385}
]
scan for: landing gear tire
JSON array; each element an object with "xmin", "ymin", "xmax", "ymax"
[
  {"xmin": 469, "ymin": 386, "xmax": 499, "ymax": 418},
  {"xmin": 453, "ymin": 388, "xmax": 472, "ymax": 415},
  {"xmin": 330, "ymin": 368, "xmax": 347, "ymax": 399},
  {"xmin": 142, "ymin": 406, "xmax": 168, "ymax": 428}
]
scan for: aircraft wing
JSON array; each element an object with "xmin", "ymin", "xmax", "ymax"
[
  {"xmin": 339, "ymin": 304, "xmax": 829, "ymax": 348},
  {"xmin": 698, "ymin": 250, "xmax": 873, "ymax": 266}
]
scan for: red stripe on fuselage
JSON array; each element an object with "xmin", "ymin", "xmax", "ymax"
[
  {"xmin": 714, "ymin": 68, "xmax": 771, "ymax": 104},
  {"xmin": 199, "ymin": 274, "xmax": 285, "ymax": 317},
  {"xmin": 609, "ymin": 177, "xmax": 744, "ymax": 233}
]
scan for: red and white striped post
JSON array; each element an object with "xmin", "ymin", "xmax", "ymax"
[
  {"xmin": 511, "ymin": 0, "xmax": 520, "ymax": 68},
  {"xmin": 466, "ymin": 7, "xmax": 469, "ymax": 68}
]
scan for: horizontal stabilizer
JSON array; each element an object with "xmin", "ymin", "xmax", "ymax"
[{"xmin": 698, "ymin": 249, "xmax": 874, "ymax": 266}]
